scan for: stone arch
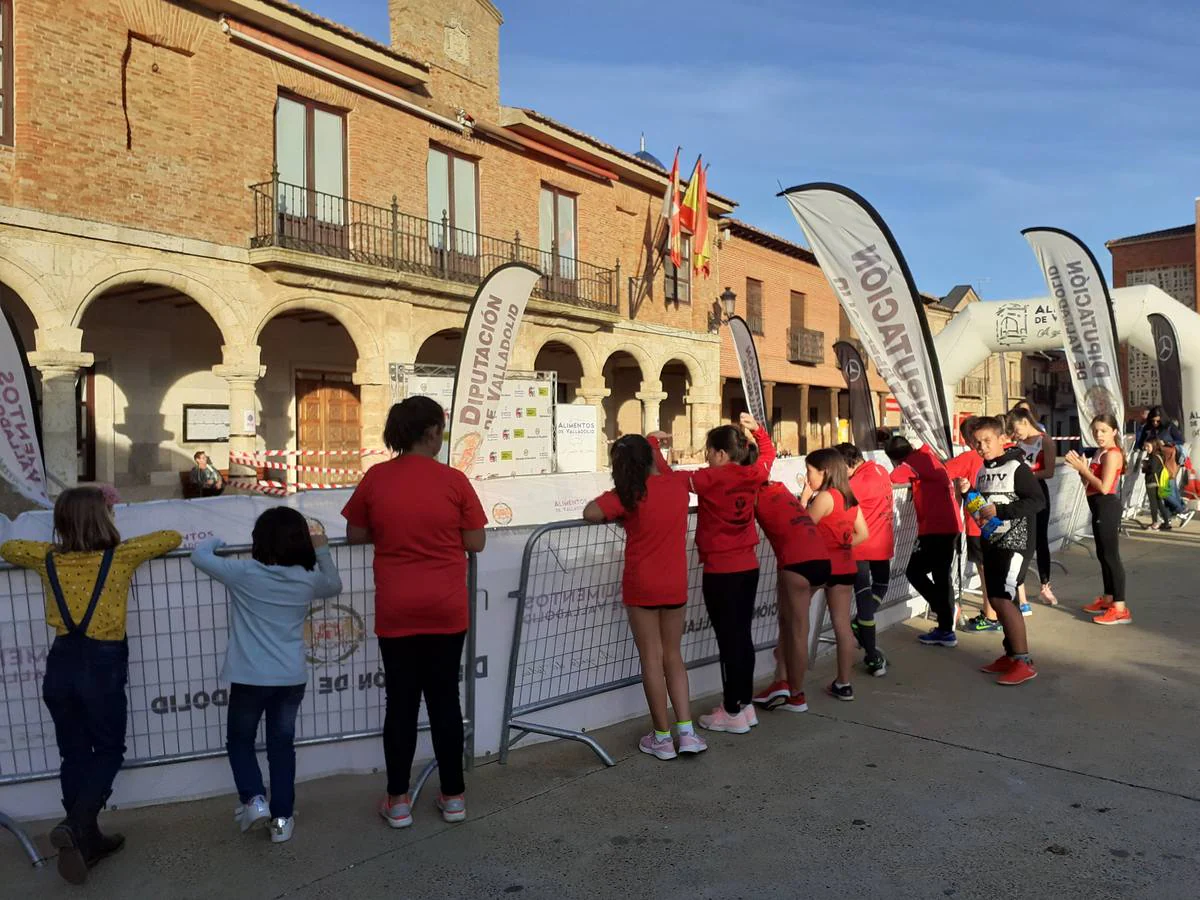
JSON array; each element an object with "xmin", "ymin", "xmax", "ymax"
[
  {"xmin": 75, "ymin": 267, "xmax": 241, "ymax": 345},
  {"xmin": 532, "ymin": 331, "xmax": 600, "ymax": 379},
  {"xmin": 658, "ymin": 349, "xmax": 705, "ymax": 387},
  {"xmin": 0, "ymin": 252, "xmax": 63, "ymax": 331},
  {"xmin": 252, "ymin": 295, "xmax": 382, "ymax": 363},
  {"xmin": 603, "ymin": 342, "xmax": 652, "ymax": 381}
]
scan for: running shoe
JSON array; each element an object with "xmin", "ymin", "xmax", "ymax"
[
  {"xmin": 781, "ymin": 692, "xmax": 809, "ymax": 712},
  {"xmin": 825, "ymin": 681, "xmax": 855, "ymax": 701},
  {"xmin": 1093, "ymin": 606, "xmax": 1133, "ymax": 626},
  {"xmin": 235, "ymin": 795, "xmax": 270, "ymax": 833},
  {"xmin": 436, "ymin": 794, "xmax": 467, "ymax": 823},
  {"xmin": 1019, "ymin": 602, "xmax": 1033, "ymax": 617},
  {"xmin": 379, "ymin": 795, "xmax": 413, "ymax": 829},
  {"xmin": 752, "ymin": 679, "xmax": 791, "ymax": 709},
  {"xmin": 979, "ymin": 654, "xmax": 1015, "ymax": 674},
  {"xmin": 742, "ymin": 704, "xmax": 759, "ymax": 728},
  {"xmin": 996, "ymin": 659, "xmax": 1038, "ymax": 685},
  {"xmin": 1040, "ymin": 584, "xmax": 1058, "ymax": 606},
  {"xmin": 918, "ymin": 627, "xmax": 958, "ymax": 647},
  {"xmin": 698, "ymin": 705, "xmax": 751, "ymax": 734},
  {"xmin": 638, "ymin": 732, "xmax": 678, "ymax": 761},
  {"xmin": 269, "ymin": 817, "xmax": 294, "ymax": 844},
  {"xmin": 963, "ymin": 614, "xmax": 1000, "ymax": 633},
  {"xmin": 676, "ymin": 732, "xmax": 708, "ymax": 754},
  {"xmin": 865, "ymin": 651, "xmax": 888, "ymax": 677},
  {"xmin": 1082, "ymin": 596, "xmax": 1113, "ymax": 614}
]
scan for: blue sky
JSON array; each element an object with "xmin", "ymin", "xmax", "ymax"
[{"xmin": 306, "ymin": 0, "xmax": 1200, "ymax": 300}]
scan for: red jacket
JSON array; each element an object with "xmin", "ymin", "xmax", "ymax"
[
  {"xmin": 751, "ymin": 429, "xmax": 824, "ymax": 567},
  {"xmin": 850, "ymin": 461, "xmax": 894, "ymax": 560},
  {"xmin": 944, "ymin": 450, "xmax": 985, "ymax": 538},
  {"xmin": 651, "ymin": 435, "xmax": 766, "ymax": 573},
  {"xmin": 889, "ymin": 445, "xmax": 962, "ymax": 536}
]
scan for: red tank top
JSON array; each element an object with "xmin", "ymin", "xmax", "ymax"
[
  {"xmin": 814, "ymin": 488, "xmax": 857, "ymax": 575},
  {"xmin": 1086, "ymin": 447, "xmax": 1124, "ymax": 496}
]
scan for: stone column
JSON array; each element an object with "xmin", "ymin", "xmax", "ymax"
[
  {"xmin": 636, "ymin": 379, "xmax": 667, "ymax": 436},
  {"xmin": 763, "ymin": 381, "xmax": 776, "ymax": 430},
  {"xmin": 28, "ymin": 350, "xmax": 93, "ymax": 494},
  {"xmin": 798, "ymin": 383, "xmax": 811, "ymax": 453},
  {"xmin": 687, "ymin": 387, "xmax": 720, "ymax": 457},
  {"xmin": 213, "ymin": 345, "xmax": 264, "ymax": 480},
  {"xmin": 576, "ymin": 375, "xmax": 610, "ymax": 466},
  {"xmin": 354, "ymin": 359, "xmax": 390, "ymax": 469}
]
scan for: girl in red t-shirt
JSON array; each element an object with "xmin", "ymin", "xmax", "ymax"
[
  {"xmin": 649, "ymin": 421, "xmax": 766, "ymax": 735},
  {"xmin": 1065, "ymin": 414, "xmax": 1130, "ymax": 625},
  {"xmin": 746, "ymin": 420, "xmax": 829, "ymax": 714},
  {"xmin": 802, "ymin": 448, "xmax": 869, "ymax": 702},
  {"xmin": 584, "ymin": 435, "xmax": 705, "ymax": 760}
]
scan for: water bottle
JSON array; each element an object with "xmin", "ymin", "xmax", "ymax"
[{"xmin": 964, "ymin": 490, "xmax": 1002, "ymax": 539}]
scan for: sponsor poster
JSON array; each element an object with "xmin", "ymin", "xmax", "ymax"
[{"xmin": 554, "ymin": 404, "xmax": 598, "ymax": 474}]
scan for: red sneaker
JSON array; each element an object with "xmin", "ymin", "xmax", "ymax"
[
  {"xmin": 752, "ymin": 679, "xmax": 791, "ymax": 709},
  {"xmin": 780, "ymin": 692, "xmax": 808, "ymax": 713},
  {"xmin": 1082, "ymin": 596, "xmax": 1113, "ymax": 614},
  {"xmin": 1093, "ymin": 606, "xmax": 1133, "ymax": 626},
  {"xmin": 979, "ymin": 655, "xmax": 1015, "ymax": 674},
  {"xmin": 996, "ymin": 658, "xmax": 1038, "ymax": 685}
]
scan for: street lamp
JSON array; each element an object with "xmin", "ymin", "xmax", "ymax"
[{"xmin": 720, "ymin": 286, "xmax": 737, "ymax": 321}]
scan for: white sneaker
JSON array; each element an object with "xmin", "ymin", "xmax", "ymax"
[
  {"xmin": 742, "ymin": 704, "xmax": 759, "ymax": 728},
  {"xmin": 235, "ymin": 795, "xmax": 270, "ymax": 833},
  {"xmin": 269, "ymin": 816, "xmax": 294, "ymax": 843}
]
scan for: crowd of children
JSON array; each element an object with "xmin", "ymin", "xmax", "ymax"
[{"xmin": 5, "ymin": 399, "xmax": 1139, "ymax": 884}]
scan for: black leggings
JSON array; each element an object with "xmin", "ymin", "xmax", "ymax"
[
  {"xmin": 906, "ymin": 534, "xmax": 957, "ymax": 631},
  {"xmin": 1088, "ymin": 494, "xmax": 1125, "ymax": 603},
  {"xmin": 702, "ymin": 569, "xmax": 759, "ymax": 714},
  {"xmin": 853, "ymin": 560, "xmax": 890, "ymax": 657},
  {"xmin": 1035, "ymin": 480, "xmax": 1052, "ymax": 584},
  {"xmin": 380, "ymin": 632, "xmax": 466, "ymax": 797}
]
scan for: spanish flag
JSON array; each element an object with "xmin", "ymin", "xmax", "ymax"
[
  {"xmin": 693, "ymin": 165, "xmax": 711, "ymax": 278},
  {"xmin": 678, "ymin": 156, "xmax": 702, "ymax": 235}
]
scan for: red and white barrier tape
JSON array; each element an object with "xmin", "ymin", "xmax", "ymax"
[
  {"xmin": 230, "ymin": 453, "xmax": 363, "ymax": 477},
  {"xmin": 244, "ymin": 448, "xmax": 387, "ymax": 458}
]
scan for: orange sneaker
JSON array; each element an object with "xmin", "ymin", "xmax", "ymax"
[
  {"xmin": 996, "ymin": 658, "xmax": 1038, "ymax": 685},
  {"xmin": 1082, "ymin": 596, "xmax": 1113, "ymax": 614},
  {"xmin": 1093, "ymin": 605, "xmax": 1132, "ymax": 626},
  {"xmin": 979, "ymin": 655, "xmax": 1015, "ymax": 674}
]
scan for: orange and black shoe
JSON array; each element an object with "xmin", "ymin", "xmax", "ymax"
[
  {"xmin": 1082, "ymin": 596, "xmax": 1113, "ymax": 614},
  {"xmin": 996, "ymin": 658, "xmax": 1038, "ymax": 686},
  {"xmin": 1093, "ymin": 605, "xmax": 1133, "ymax": 626}
]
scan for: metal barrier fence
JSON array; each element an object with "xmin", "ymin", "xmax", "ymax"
[
  {"xmin": 500, "ymin": 488, "xmax": 922, "ymax": 767},
  {"xmin": 0, "ymin": 544, "xmax": 478, "ymax": 866}
]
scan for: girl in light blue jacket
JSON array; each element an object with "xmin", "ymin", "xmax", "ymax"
[{"xmin": 191, "ymin": 508, "xmax": 342, "ymax": 844}]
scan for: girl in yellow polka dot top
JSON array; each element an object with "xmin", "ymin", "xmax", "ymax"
[{"xmin": 0, "ymin": 487, "xmax": 180, "ymax": 885}]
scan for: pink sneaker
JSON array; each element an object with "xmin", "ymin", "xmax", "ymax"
[
  {"xmin": 742, "ymin": 704, "xmax": 759, "ymax": 728},
  {"xmin": 378, "ymin": 794, "xmax": 413, "ymax": 829},
  {"xmin": 698, "ymin": 705, "xmax": 751, "ymax": 734},
  {"xmin": 1040, "ymin": 583, "xmax": 1058, "ymax": 606},
  {"xmin": 676, "ymin": 732, "xmax": 707, "ymax": 754},
  {"xmin": 638, "ymin": 732, "xmax": 678, "ymax": 760}
]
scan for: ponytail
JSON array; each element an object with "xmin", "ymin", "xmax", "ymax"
[{"xmin": 610, "ymin": 435, "xmax": 654, "ymax": 512}]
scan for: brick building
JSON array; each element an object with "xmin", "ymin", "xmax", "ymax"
[
  {"xmin": 1106, "ymin": 222, "xmax": 1197, "ymax": 416},
  {"xmin": 0, "ymin": 0, "xmax": 741, "ymax": 498}
]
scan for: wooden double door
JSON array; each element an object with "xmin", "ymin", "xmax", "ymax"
[{"xmin": 296, "ymin": 371, "xmax": 361, "ymax": 484}]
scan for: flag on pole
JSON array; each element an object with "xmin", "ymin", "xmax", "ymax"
[
  {"xmin": 679, "ymin": 156, "xmax": 702, "ymax": 236},
  {"xmin": 692, "ymin": 164, "xmax": 711, "ymax": 278},
  {"xmin": 660, "ymin": 149, "xmax": 682, "ymax": 267}
]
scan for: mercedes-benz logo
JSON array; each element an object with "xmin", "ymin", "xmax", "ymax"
[
  {"xmin": 845, "ymin": 359, "xmax": 863, "ymax": 382},
  {"xmin": 1158, "ymin": 334, "xmax": 1175, "ymax": 362}
]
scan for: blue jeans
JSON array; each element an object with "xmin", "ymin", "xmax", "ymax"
[
  {"xmin": 42, "ymin": 635, "xmax": 129, "ymax": 820},
  {"xmin": 225, "ymin": 683, "xmax": 306, "ymax": 818}
]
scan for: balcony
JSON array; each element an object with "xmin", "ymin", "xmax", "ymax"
[
  {"xmin": 958, "ymin": 376, "xmax": 986, "ymax": 398},
  {"xmin": 788, "ymin": 327, "xmax": 825, "ymax": 365},
  {"xmin": 250, "ymin": 179, "xmax": 619, "ymax": 312}
]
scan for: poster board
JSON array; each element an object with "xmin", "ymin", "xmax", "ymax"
[
  {"xmin": 391, "ymin": 365, "xmax": 556, "ymax": 478},
  {"xmin": 555, "ymin": 404, "xmax": 598, "ymax": 473}
]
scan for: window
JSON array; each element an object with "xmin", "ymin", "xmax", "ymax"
[
  {"xmin": 838, "ymin": 307, "xmax": 855, "ymax": 341},
  {"xmin": 427, "ymin": 146, "xmax": 479, "ymax": 255},
  {"xmin": 746, "ymin": 278, "xmax": 764, "ymax": 335},
  {"xmin": 664, "ymin": 235, "xmax": 692, "ymax": 303},
  {"xmin": 0, "ymin": 1, "xmax": 11, "ymax": 147},
  {"xmin": 540, "ymin": 185, "xmax": 577, "ymax": 279},
  {"xmin": 274, "ymin": 94, "xmax": 346, "ymax": 224},
  {"xmin": 790, "ymin": 291, "xmax": 806, "ymax": 331}
]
